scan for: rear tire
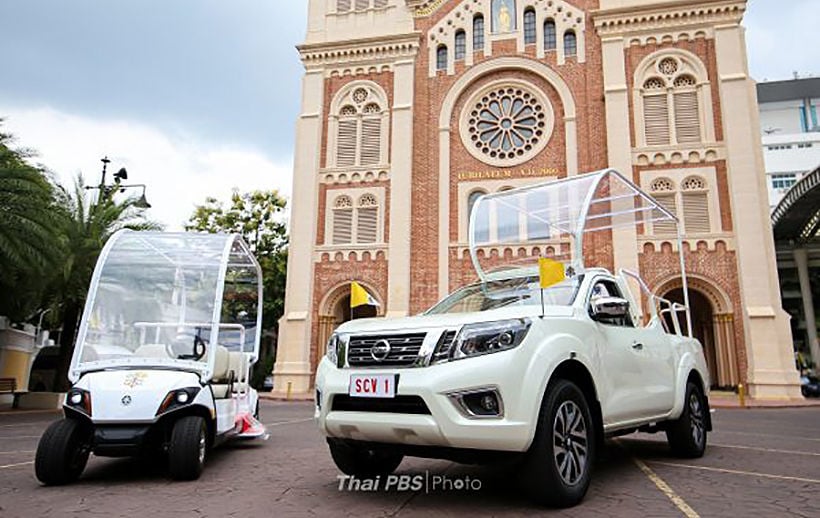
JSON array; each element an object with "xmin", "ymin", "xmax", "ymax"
[
  {"xmin": 168, "ymin": 416, "xmax": 208, "ymax": 480},
  {"xmin": 666, "ymin": 382, "xmax": 707, "ymax": 458},
  {"xmin": 35, "ymin": 418, "xmax": 91, "ymax": 486},
  {"xmin": 521, "ymin": 379, "xmax": 596, "ymax": 508},
  {"xmin": 327, "ymin": 439, "xmax": 403, "ymax": 477}
]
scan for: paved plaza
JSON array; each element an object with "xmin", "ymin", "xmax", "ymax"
[{"xmin": 0, "ymin": 400, "xmax": 818, "ymax": 517}]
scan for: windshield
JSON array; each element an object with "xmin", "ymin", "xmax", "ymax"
[
  {"xmin": 426, "ymin": 275, "xmax": 581, "ymax": 315},
  {"xmin": 71, "ymin": 231, "xmax": 261, "ymax": 378}
]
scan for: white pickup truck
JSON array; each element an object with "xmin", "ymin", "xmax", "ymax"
[{"xmin": 314, "ymin": 170, "xmax": 712, "ymax": 507}]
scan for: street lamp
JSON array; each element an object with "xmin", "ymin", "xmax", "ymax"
[{"xmin": 85, "ymin": 156, "xmax": 152, "ymax": 209}]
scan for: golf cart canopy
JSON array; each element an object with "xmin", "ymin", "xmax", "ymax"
[
  {"xmin": 468, "ymin": 169, "xmax": 678, "ymax": 280},
  {"xmin": 69, "ymin": 231, "xmax": 262, "ymax": 382}
]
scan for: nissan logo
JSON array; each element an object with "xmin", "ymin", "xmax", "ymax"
[{"xmin": 370, "ymin": 339, "xmax": 392, "ymax": 362}]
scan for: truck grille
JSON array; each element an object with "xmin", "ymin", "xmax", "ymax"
[{"xmin": 347, "ymin": 333, "xmax": 426, "ymax": 367}]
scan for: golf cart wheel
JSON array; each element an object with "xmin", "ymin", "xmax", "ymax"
[
  {"xmin": 327, "ymin": 439, "xmax": 403, "ymax": 477},
  {"xmin": 168, "ymin": 416, "xmax": 208, "ymax": 480},
  {"xmin": 666, "ymin": 382, "xmax": 707, "ymax": 458},
  {"xmin": 35, "ymin": 418, "xmax": 91, "ymax": 486},
  {"xmin": 521, "ymin": 379, "xmax": 596, "ymax": 508}
]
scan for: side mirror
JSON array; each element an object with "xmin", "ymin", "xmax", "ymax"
[{"xmin": 590, "ymin": 296, "xmax": 630, "ymax": 321}]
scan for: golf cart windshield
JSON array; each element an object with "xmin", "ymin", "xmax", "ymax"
[
  {"xmin": 69, "ymin": 231, "xmax": 262, "ymax": 382},
  {"xmin": 427, "ymin": 275, "xmax": 580, "ymax": 315}
]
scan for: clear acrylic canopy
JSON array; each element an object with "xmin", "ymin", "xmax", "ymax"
[
  {"xmin": 70, "ymin": 230, "xmax": 262, "ymax": 382},
  {"xmin": 469, "ymin": 169, "xmax": 679, "ymax": 280}
]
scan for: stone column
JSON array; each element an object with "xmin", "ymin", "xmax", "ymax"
[
  {"xmin": 713, "ymin": 23, "xmax": 801, "ymax": 398},
  {"xmin": 272, "ymin": 68, "xmax": 325, "ymax": 395},
  {"xmin": 601, "ymin": 36, "xmax": 641, "ymax": 310},
  {"xmin": 386, "ymin": 58, "xmax": 415, "ymax": 317},
  {"xmin": 794, "ymin": 248, "xmax": 820, "ymax": 368}
]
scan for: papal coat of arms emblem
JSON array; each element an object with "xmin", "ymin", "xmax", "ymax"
[{"xmin": 123, "ymin": 371, "xmax": 148, "ymax": 388}]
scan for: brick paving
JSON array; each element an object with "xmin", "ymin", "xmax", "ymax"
[{"xmin": 0, "ymin": 400, "xmax": 818, "ymax": 517}]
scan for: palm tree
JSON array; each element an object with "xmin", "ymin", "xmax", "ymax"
[
  {"xmin": 0, "ymin": 128, "xmax": 62, "ymax": 320},
  {"xmin": 48, "ymin": 176, "xmax": 162, "ymax": 390}
]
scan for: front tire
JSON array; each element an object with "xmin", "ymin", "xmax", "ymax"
[
  {"xmin": 35, "ymin": 418, "xmax": 91, "ymax": 486},
  {"xmin": 521, "ymin": 379, "xmax": 596, "ymax": 508},
  {"xmin": 168, "ymin": 416, "xmax": 208, "ymax": 480},
  {"xmin": 666, "ymin": 382, "xmax": 707, "ymax": 458},
  {"xmin": 327, "ymin": 439, "xmax": 403, "ymax": 477}
]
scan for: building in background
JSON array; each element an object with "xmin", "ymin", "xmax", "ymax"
[
  {"xmin": 274, "ymin": 0, "xmax": 802, "ymax": 399},
  {"xmin": 758, "ymin": 77, "xmax": 820, "ymax": 208}
]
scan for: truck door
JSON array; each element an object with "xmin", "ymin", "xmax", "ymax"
[{"xmin": 588, "ymin": 278, "xmax": 646, "ymax": 424}]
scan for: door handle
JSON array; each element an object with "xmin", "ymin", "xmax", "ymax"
[{"xmin": 632, "ymin": 342, "xmax": 644, "ymax": 350}]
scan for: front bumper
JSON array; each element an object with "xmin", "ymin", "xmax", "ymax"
[
  {"xmin": 92, "ymin": 424, "xmax": 155, "ymax": 456},
  {"xmin": 314, "ymin": 352, "xmax": 537, "ymax": 452}
]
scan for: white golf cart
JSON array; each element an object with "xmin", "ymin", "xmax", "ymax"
[{"xmin": 35, "ymin": 231, "xmax": 267, "ymax": 485}]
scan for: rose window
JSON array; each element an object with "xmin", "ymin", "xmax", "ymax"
[{"xmin": 465, "ymin": 85, "xmax": 551, "ymax": 164}]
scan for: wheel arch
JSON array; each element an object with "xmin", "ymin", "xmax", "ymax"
[
  {"xmin": 157, "ymin": 404, "xmax": 216, "ymax": 445},
  {"xmin": 541, "ymin": 359, "xmax": 604, "ymax": 448}
]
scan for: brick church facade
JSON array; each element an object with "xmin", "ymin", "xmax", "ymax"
[{"xmin": 273, "ymin": 0, "xmax": 801, "ymax": 399}]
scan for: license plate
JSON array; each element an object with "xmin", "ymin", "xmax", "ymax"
[{"xmin": 349, "ymin": 374, "xmax": 396, "ymax": 398}]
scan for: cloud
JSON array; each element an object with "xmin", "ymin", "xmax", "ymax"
[
  {"xmin": 1, "ymin": 106, "xmax": 293, "ymax": 230},
  {"xmin": 745, "ymin": 0, "xmax": 820, "ymax": 81}
]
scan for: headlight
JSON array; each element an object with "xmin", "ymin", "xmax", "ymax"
[
  {"xmin": 326, "ymin": 334, "xmax": 339, "ymax": 365},
  {"xmin": 156, "ymin": 387, "xmax": 201, "ymax": 416},
  {"xmin": 451, "ymin": 319, "xmax": 531, "ymax": 360},
  {"xmin": 66, "ymin": 388, "xmax": 92, "ymax": 416}
]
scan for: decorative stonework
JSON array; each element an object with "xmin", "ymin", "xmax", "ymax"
[
  {"xmin": 406, "ymin": 0, "xmax": 447, "ymax": 17},
  {"xmin": 320, "ymin": 168, "xmax": 390, "ymax": 184},
  {"xmin": 299, "ymin": 34, "xmax": 420, "ymax": 71},
  {"xmin": 633, "ymin": 145, "xmax": 725, "ymax": 166},
  {"xmin": 592, "ymin": 1, "xmax": 745, "ymax": 38},
  {"xmin": 460, "ymin": 79, "xmax": 554, "ymax": 167}
]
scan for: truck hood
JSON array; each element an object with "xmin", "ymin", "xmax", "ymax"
[{"xmin": 334, "ymin": 304, "xmax": 575, "ymax": 335}]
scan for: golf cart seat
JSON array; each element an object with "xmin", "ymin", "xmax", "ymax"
[{"xmin": 211, "ymin": 346, "xmax": 247, "ymax": 398}]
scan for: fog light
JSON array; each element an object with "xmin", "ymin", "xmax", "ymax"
[
  {"xmin": 176, "ymin": 391, "xmax": 189, "ymax": 404},
  {"xmin": 70, "ymin": 392, "xmax": 83, "ymax": 405},
  {"xmin": 480, "ymin": 394, "xmax": 498, "ymax": 412},
  {"xmin": 456, "ymin": 389, "xmax": 503, "ymax": 418}
]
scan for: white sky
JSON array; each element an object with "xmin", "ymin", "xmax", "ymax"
[{"xmin": 0, "ymin": 0, "xmax": 816, "ymax": 229}]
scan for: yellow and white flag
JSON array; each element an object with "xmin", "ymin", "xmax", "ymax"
[
  {"xmin": 350, "ymin": 281, "xmax": 380, "ymax": 309},
  {"xmin": 538, "ymin": 257, "xmax": 565, "ymax": 289}
]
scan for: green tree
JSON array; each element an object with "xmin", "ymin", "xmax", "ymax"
[
  {"xmin": 0, "ymin": 124, "xmax": 62, "ymax": 321},
  {"xmin": 48, "ymin": 176, "xmax": 162, "ymax": 390},
  {"xmin": 186, "ymin": 190, "xmax": 289, "ymax": 386}
]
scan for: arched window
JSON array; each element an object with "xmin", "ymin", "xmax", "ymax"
[
  {"xmin": 332, "ymin": 84, "xmax": 387, "ymax": 168},
  {"xmin": 332, "ymin": 195, "xmax": 354, "ymax": 244},
  {"xmin": 523, "ymin": 8, "xmax": 536, "ymax": 45},
  {"xmin": 357, "ymin": 193, "xmax": 379, "ymax": 243},
  {"xmin": 543, "ymin": 19, "xmax": 556, "ymax": 51},
  {"xmin": 473, "ymin": 15, "xmax": 485, "ymax": 51},
  {"xmin": 337, "ymin": 0, "xmax": 352, "ymax": 12},
  {"xmin": 650, "ymin": 177, "xmax": 677, "ymax": 235},
  {"xmin": 436, "ymin": 45, "xmax": 448, "ymax": 71},
  {"xmin": 564, "ymin": 30, "xmax": 577, "ymax": 57},
  {"xmin": 468, "ymin": 190, "xmax": 490, "ymax": 244},
  {"xmin": 681, "ymin": 176, "xmax": 710, "ymax": 233},
  {"xmin": 373, "ymin": 0, "xmax": 388, "ymax": 7},
  {"xmin": 454, "ymin": 30, "xmax": 466, "ymax": 61},
  {"xmin": 354, "ymin": 0, "xmax": 369, "ymax": 10},
  {"xmin": 648, "ymin": 175, "xmax": 712, "ymax": 235},
  {"xmin": 638, "ymin": 54, "xmax": 706, "ymax": 147}
]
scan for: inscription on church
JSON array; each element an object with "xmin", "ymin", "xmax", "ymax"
[{"xmin": 458, "ymin": 167, "xmax": 560, "ymax": 181}]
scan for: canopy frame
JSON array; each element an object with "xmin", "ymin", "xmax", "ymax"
[{"xmin": 467, "ymin": 168, "xmax": 692, "ymax": 336}]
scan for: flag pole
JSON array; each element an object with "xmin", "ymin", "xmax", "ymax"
[{"xmin": 540, "ymin": 286, "xmax": 545, "ymax": 319}]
